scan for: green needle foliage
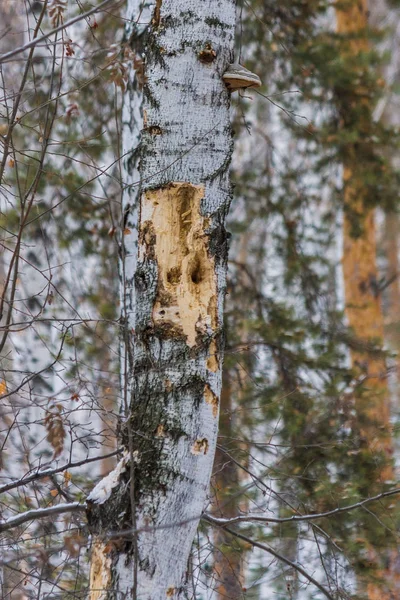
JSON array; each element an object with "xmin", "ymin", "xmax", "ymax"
[
  {"xmin": 2, "ymin": 1, "xmax": 400, "ymax": 598},
  {"xmin": 217, "ymin": 0, "xmax": 400, "ymax": 596}
]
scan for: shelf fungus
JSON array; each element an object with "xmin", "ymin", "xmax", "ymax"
[{"xmin": 222, "ymin": 63, "xmax": 262, "ymax": 91}]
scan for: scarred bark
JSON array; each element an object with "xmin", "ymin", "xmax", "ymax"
[{"xmin": 87, "ymin": 1, "xmax": 236, "ymax": 598}]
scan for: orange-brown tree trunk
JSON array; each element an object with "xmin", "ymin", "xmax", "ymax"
[
  {"xmin": 383, "ymin": 212, "xmax": 400, "ymax": 398},
  {"xmin": 215, "ymin": 361, "xmax": 253, "ymax": 598},
  {"xmin": 212, "ymin": 233, "xmax": 254, "ymax": 599},
  {"xmin": 213, "ymin": 375, "xmax": 245, "ymax": 600},
  {"xmin": 342, "ymin": 207, "xmax": 392, "ymax": 459},
  {"xmin": 336, "ymin": 2, "xmax": 396, "ymax": 598}
]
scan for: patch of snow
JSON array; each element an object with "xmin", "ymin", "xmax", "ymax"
[{"xmin": 87, "ymin": 451, "xmax": 134, "ymax": 505}]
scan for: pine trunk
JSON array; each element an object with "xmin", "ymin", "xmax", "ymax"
[
  {"xmin": 87, "ymin": 1, "xmax": 236, "ymax": 598},
  {"xmin": 212, "ymin": 231, "xmax": 254, "ymax": 598},
  {"xmin": 383, "ymin": 211, "xmax": 400, "ymax": 398},
  {"xmin": 336, "ymin": 2, "xmax": 395, "ymax": 598},
  {"xmin": 213, "ymin": 375, "xmax": 244, "ymax": 600},
  {"xmin": 369, "ymin": 0, "xmax": 400, "ymax": 404}
]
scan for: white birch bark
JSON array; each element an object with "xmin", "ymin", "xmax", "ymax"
[{"xmin": 87, "ymin": 1, "xmax": 236, "ymax": 598}]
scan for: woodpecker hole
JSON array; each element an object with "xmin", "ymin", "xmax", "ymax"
[{"xmin": 190, "ymin": 258, "xmax": 203, "ymax": 284}]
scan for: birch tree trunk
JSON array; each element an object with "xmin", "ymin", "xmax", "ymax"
[{"xmin": 87, "ymin": 1, "xmax": 236, "ymax": 598}]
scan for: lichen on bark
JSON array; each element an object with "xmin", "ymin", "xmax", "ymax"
[{"xmin": 87, "ymin": 0, "xmax": 236, "ymax": 597}]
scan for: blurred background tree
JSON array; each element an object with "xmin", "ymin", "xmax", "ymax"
[{"xmin": 2, "ymin": 0, "xmax": 400, "ymax": 598}]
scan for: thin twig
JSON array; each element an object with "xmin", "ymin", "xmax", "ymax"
[
  {"xmin": 221, "ymin": 527, "xmax": 337, "ymax": 600},
  {"xmin": 204, "ymin": 486, "xmax": 400, "ymax": 526},
  {"xmin": 0, "ymin": 0, "xmax": 115, "ymax": 64}
]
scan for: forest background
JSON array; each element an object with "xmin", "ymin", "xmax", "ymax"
[{"xmin": 2, "ymin": 0, "xmax": 400, "ymax": 599}]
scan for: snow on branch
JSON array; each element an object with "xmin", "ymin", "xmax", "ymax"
[
  {"xmin": 0, "ymin": 449, "xmax": 121, "ymax": 495},
  {"xmin": 0, "ymin": 502, "xmax": 86, "ymax": 534}
]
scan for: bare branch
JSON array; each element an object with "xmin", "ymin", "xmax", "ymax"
[
  {"xmin": 0, "ymin": 502, "xmax": 86, "ymax": 534},
  {"xmin": 221, "ymin": 527, "xmax": 338, "ymax": 600},
  {"xmin": 204, "ymin": 486, "xmax": 400, "ymax": 526},
  {"xmin": 0, "ymin": 0, "xmax": 115, "ymax": 65},
  {"xmin": 0, "ymin": 449, "xmax": 122, "ymax": 495}
]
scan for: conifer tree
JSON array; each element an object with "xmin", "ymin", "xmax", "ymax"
[
  {"xmin": 3, "ymin": 2, "xmax": 400, "ymax": 599},
  {"xmin": 335, "ymin": 1, "xmax": 396, "ymax": 596},
  {"xmin": 209, "ymin": 0, "xmax": 400, "ymax": 596},
  {"xmin": 370, "ymin": 0, "xmax": 400, "ymax": 402}
]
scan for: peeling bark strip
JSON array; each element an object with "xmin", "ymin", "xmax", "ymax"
[
  {"xmin": 89, "ymin": 540, "xmax": 112, "ymax": 600},
  {"xmin": 87, "ymin": 0, "xmax": 236, "ymax": 598}
]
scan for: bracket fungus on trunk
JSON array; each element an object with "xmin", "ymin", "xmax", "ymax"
[{"xmin": 222, "ymin": 63, "xmax": 262, "ymax": 91}]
